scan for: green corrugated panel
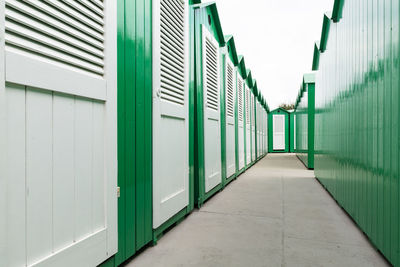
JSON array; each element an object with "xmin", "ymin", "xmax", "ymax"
[{"xmin": 314, "ymin": 0, "xmax": 399, "ymax": 265}]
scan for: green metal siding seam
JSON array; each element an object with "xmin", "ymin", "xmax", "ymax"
[
  {"xmin": 220, "ymin": 53, "xmax": 227, "ymax": 187},
  {"xmin": 308, "ymin": 83, "xmax": 315, "ymax": 169},
  {"xmin": 193, "ymin": 6, "xmax": 205, "ymax": 207},
  {"xmin": 289, "ymin": 112, "xmax": 295, "ymax": 152}
]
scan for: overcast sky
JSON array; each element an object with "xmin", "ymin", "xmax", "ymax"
[{"xmin": 216, "ymin": 0, "xmax": 334, "ymax": 110}]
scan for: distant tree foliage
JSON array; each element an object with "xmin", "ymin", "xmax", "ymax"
[{"xmin": 279, "ymin": 103, "xmax": 295, "ymax": 110}]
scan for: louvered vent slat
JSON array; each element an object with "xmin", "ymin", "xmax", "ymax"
[
  {"xmin": 237, "ymin": 77, "xmax": 243, "ymax": 122},
  {"xmin": 205, "ymin": 36, "xmax": 219, "ymax": 111},
  {"xmin": 5, "ymin": 0, "xmax": 105, "ymax": 76},
  {"xmin": 226, "ymin": 63, "xmax": 234, "ymax": 118},
  {"xmin": 160, "ymin": 0, "xmax": 185, "ymax": 106}
]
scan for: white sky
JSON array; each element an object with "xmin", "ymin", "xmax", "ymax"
[{"xmin": 215, "ymin": 0, "xmax": 334, "ymax": 110}]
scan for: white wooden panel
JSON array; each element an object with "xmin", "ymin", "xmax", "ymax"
[
  {"xmin": 74, "ymin": 99, "xmax": 93, "ymax": 240},
  {"xmin": 5, "ymin": 50, "xmax": 106, "ymax": 100},
  {"xmin": 205, "ymin": 118, "xmax": 221, "ymax": 191},
  {"xmin": 155, "ymin": 116, "xmax": 187, "ymax": 227},
  {"xmin": 53, "ymin": 94, "xmax": 75, "ymax": 252},
  {"xmin": 26, "ymin": 88, "xmax": 53, "ymax": 265},
  {"xmin": 153, "ymin": 0, "xmax": 189, "ymax": 228},
  {"xmin": 92, "ymin": 102, "xmax": 105, "ymax": 231},
  {"xmin": 4, "ymin": 83, "xmax": 26, "ymax": 267},
  {"xmin": 273, "ymin": 114, "xmax": 285, "ymax": 150},
  {"xmin": 104, "ymin": 0, "xmax": 118, "ymax": 255},
  {"xmin": 0, "ymin": 4, "xmax": 5, "ymax": 264},
  {"xmin": 34, "ymin": 229, "xmax": 107, "ymax": 267},
  {"xmin": 238, "ymin": 126, "xmax": 244, "ymax": 169},
  {"xmin": 226, "ymin": 123, "xmax": 235, "ymax": 177}
]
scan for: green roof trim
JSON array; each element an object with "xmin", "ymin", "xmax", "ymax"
[
  {"xmin": 295, "ymin": 72, "xmax": 316, "ymax": 109},
  {"xmin": 224, "ymin": 35, "xmax": 239, "ymax": 66},
  {"xmin": 252, "ymin": 79, "xmax": 258, "ymax": 94},
  {"xmin": 189, "ymin": 0, "xmax": 201, "ymax": 4},
  {"xmin": 332, "ymin": 0, "xmax": 344, "ymax": 22},
  {"xmin": 237, "ymin": 55, "xmax": 247, "ymax": 79},
  {"xmin": 193, "ymin": 2, "xmax": 225, "ymax": 45},
  {"xmin": 312, "ymin": 42, "xmax": 320, "ymax": 71},
  {"xmin": 320, "ymin": 12, "xmax": 332, "ymax": 52},
  {"xmin": 246, "ymin": 69, "xmax": 253, "ymax": 88}
]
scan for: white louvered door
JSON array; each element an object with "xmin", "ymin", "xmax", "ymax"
[
  {"xmin": 1, "ymin": 1, "xmax": 117, "ymax": 266},
  {"xmin": 237, "ymin": 73, "xmax": 245, "ymax": 170},
  {"xmin": 245, "ymin": 84, "xmax": 251, "ymax": 165},
  {"xmin": 251, "ymin": 95, "xmax": 255, "ymax": 161},
  {"xmin": 225, "ymin": 56, "xmax": 235, "ymax": 178},
  {"xmin": 273, "ymin": 115, "xmax": 286, "ymax": 150},
  {"xmin": 294, "ymin": 114, "xmax": 297, "ymax": 150},
  {"xmin": 259, "ymin": 108, "xmax": 262, "ymax": 155},
  {"xmin": 153, "ymin": 0, "xmax": 189, "ymax": 228},
  {"xmin": 202, "ymin": 26, "xmax": 221, "ymax": 192}
]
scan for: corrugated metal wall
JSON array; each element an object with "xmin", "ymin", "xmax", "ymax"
[{"xmin": 314, "ymin": 0, "xmax": 399, "ymax": 265}]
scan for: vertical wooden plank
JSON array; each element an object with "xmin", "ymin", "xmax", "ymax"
[
  {"xmin": 53, "ymin": 93, "xmax": 75, "ymax": 252},
  {"xmin": 92, "ymin": 102, "xmax": 105, "ymax": 232},
  {"xmin": 105, "ymin": 0, "xmax": 119, "ymax": 256},
  {"xmin": 0, "ymin": 1, "xmax": 6, "ymax": 265},
  {"xmin": 26, "ymin": 88, "xmax": 53, "ymax": 265},
  {"xmin": 4, "ymin": 83, "xmax": 26, "ymax": 266},
  {"xmin": 74, "ymin": 98, "xmax": 93, "ymax": 241}
]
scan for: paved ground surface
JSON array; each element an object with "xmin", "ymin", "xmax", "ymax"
[{"xmin": 126, "ymin": 154, "xmax": 390, "ymax": 267}]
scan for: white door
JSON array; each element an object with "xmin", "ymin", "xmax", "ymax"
[
  {"xmin": 225, "ymin": 57, "xmax": 235, "ymax": 177},
  {"xmin": 237, "ymin": 74, "xmax": 245, "ymax": 170},
  {"xmin": 294, "ymin": 114, "xmax": 297, "ymax": 150},
  {"xmin": 251, "ymin": 96, "xmax": 256, "ymax": 160},
  {"xmin": 273, "ymin": 114, "xmax": 286, "ymax": 150},
  {"xmin": 152, "ymin": 0, "xmax": 189, "ymax": 228},
  {"xmin": 265, "ymin": 113, "xmax": 269, "ymax": 153},
  {"xmin": 245, "ymin": 85, "xmax": 251, "ymax": 165},
  {"xmin": 1, "ymin": 1, "xmax": 118, "ymax": 266},
  {"xmin": 202, "ymin": 26, "xmax": 221, "ymax": 192}
]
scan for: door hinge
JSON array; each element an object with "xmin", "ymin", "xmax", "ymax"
[{"xmin": 117, "ymin": 187, "xmax": 120, "ymax": 198}]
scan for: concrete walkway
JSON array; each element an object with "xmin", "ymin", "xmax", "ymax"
[{"xmin": 126, "ymin": 154, "xmax": 389, "ymax": 267}]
